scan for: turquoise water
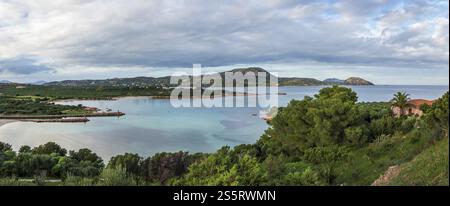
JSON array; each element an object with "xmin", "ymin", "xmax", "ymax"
[{"xmin": 0, "ymin": 85, "xmax": 448, "ymax": 160}]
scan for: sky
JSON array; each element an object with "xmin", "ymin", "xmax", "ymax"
[{"xmin": 0, "ymin": 0, "xmax": 448, "ymax": 85}]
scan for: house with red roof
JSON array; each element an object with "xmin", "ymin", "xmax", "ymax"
[{"xmin": 392, "ymin": 99, "xmax": 435, "ymax": 117}]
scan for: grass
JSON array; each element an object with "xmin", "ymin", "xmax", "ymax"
[
  {"xmin": 0, "ymin": 178, "xmax": 37, "ymax": 186},
  {"xmin": 388, "ymin": 137, "xmax": 449, "ymax": 186},
  {"xmin": 12, "ymin": 95, "xmax": 49, "ymax": 101},
  {"xmin": 336, "ymin": 129, "xmax": 438, "ymax": 185}
]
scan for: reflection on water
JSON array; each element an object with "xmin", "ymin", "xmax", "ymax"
[{"xmin": 1, "ymin": 85, "xmax": 448, "ymax": 160}]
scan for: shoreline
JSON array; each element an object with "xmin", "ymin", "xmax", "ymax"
[
  {"xmin": 54, "ymin": 92, "xmax": 288, "ymax": 102},
  {"xmin": 0, "ymin": 112, "xmax": 125, "ymax": 126},
  {"xmin": 0, "ymin": 112, "xmax": 125, "ymax": 120}
]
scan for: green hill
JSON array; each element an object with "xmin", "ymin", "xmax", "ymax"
[
  {"xmin": 278, "ymin": 77, "xmax": 324, "ymax": 86},
  {"xmin": 344, "ymin": 77, "xmax": 374, "ymax": 85}
]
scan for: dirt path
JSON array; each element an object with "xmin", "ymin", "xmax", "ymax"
[{"xmin": 371, "ymin": 165, "xmax": 401, "ymax": 186}]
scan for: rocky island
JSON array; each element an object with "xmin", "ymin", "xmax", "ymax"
[{"xmin": 344, "ymin": 77, "xmax": 374, "ymax": 85}]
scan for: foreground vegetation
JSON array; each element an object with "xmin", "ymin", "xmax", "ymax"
[{"xmin": 0, "ymin": 86, "xmax": 448, "ymax": 186}]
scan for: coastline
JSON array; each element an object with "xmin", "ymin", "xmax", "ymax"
[
  {"xmin": 44, "ymin": 85, "xmax": 385, "ymax": 103},
  {"xmin": 0, "ymin": 112, "xmax": 124, "ymax": 125},
  {"xmin": 0, "ymin": 112, "xmax": 125, "ymax": 119},
  {"xmin": 54, "ymin": 92, "xmax": 288, "ymax": 102},
  {"xmin": 53, "ymin": 96, "xmax": 158, "ymax": 103}
]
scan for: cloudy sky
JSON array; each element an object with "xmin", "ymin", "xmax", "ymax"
[{"xmin": 0, "ymin": 0, "xmax": 448, "ymax": 85}]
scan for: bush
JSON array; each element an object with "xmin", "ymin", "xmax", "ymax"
[{"xmin": 98, "ymin": 167, "xmax": 137, "ymax": 186}]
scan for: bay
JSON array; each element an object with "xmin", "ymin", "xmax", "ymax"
[{"xmin": 0, "ymin": 85, "xmax": 448, "ymax": 160}]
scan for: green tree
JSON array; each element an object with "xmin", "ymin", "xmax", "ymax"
[
  {"xmin": 172, "ymin": 147, "xmax": 264, "ymax": 186},
  {"xmin": 0, "ymin": 142, "xmax": 12, "ymax": 152},
  {"xmin": 234, "ymin": 154, "xmax": 265, "ymax": 185},
  {"xmin": 344, "ymin": 126, "xmax": 369, "ymax": 146},
  {"xmin": 32, "ymin": 142, "xmax": 67, "ymax": 156},
  {"xmin": 141, "ymin": 151, "xmax": 201, "ymax": 185},
  {"xmin": 282, "ymin": 167, "xmax": 322, "ymax": 186},
  {"xmin": 51, "ymin": 156, "xmax": 78, "ymax": 177},
  {"xmin": 25, "ymin": 154, "xmax": 58, "ymax": 176},
  {"xmin": 423, "ymin": 92, "xmax": 449, "ymax": 139},
  {"xmin": 259, "ymin": 86, "xmax": 366, "ymax": 157},
  {"xmin": 303, "ymin": 146, "xmax": 349, "ymax": 185},
  {"xmin": 108, "ymin": 153, "xmax": 142, "ymax": 182},
  {"xmin": 314, "ymin": 86, "xmax": 358, "ymax": 103},
  {"xmin": 261, "ymin": 155, "xmax": 288, "ymax": 185},
  {"xmin": 19, "ymin": 145, "xmax": 32, "ymax": 154},
  {"xmin": 368, "ymin": 115, "xmax": 401, "ymax": 138},
  {"xmin": 69, "ymin": 148, "xmax": 104, "ymax": 170},
  {"xmin": 15, "ymin": 152, "xmax": 34, "ymax": 176}
]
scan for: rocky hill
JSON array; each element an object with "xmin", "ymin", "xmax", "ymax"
[
  {"xmin": 278, "ymin": 77, "xmax": 324, "ymax": 86},
  {"xmin": 323, "ymin": 78, "xmax": 345, "ymax": 84},
  {"xmin": 344, "ymin": 77, "xmax": 374, "ymax": 85}
]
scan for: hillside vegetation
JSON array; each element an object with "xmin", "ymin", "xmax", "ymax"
[{"xmin": 388, "ymin": 137, "xmax": 448, "ymax": 186}]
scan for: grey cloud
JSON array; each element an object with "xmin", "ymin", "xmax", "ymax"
[
  {"xmin": 0, "ymin": 57, "xmax": 54, "ymax": 74},
  {"xmin": 0, "ymin": 0, "xmax": 448, "ymax": 73}
]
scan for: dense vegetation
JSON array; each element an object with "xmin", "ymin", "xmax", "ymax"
[
  {"xmin": 0, "ymin": 95, "xmax": 88, "ymax": 115},
  {"xmin": 0, "ymin": 85, "xmax": 171, "ymax": 100},
  {"xmin": 0, "ymin": 86, "xmax": 448, "ymax": 185}
]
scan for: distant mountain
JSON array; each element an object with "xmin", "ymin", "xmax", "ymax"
[
  {"xmin": 344, "ymin": 77, "xmax": 374, "ymax": 85},
  {"xmin": 216, "ymin": 67, "xmax": 277, "ymax": 86},
  {"xmin": 45, "ymin": 67, "xmax": 274, "ymax": 87},
  {"xmin": 323, "ymin": 78, "xmax": 345, "ymax": 84},
  {"xmin": 0, "ymin": 80, "xmax": 13, "ymax": 84},
  {"xmin": 323, "ymin": 77, "xmax": 373, "ymax": 85},
  {"xmin": 225, "ymin": 67, "xmax": 269, "ymax": 74},
  {"xmin": 45, "ymin": 76, "xmax": 171, "ymax": 87},
  {"xmin": 279, "ymin": 77, "xmax": 323, "ymax": 86},
  {"xmin": 1, "ymin": 80, "xmax": 49, "ymax": 85},
  {"xmin": 44, "ymin": 67, "xmax": 374, "ymax": 87},
  {"xmin": 30, "ymin": 80, "xmax": 48, "ymax": 85}
]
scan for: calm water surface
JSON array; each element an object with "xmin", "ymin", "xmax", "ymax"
[{"xmin": 1, "ymin": 85, "xmax": 448, "ymax": 160}]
